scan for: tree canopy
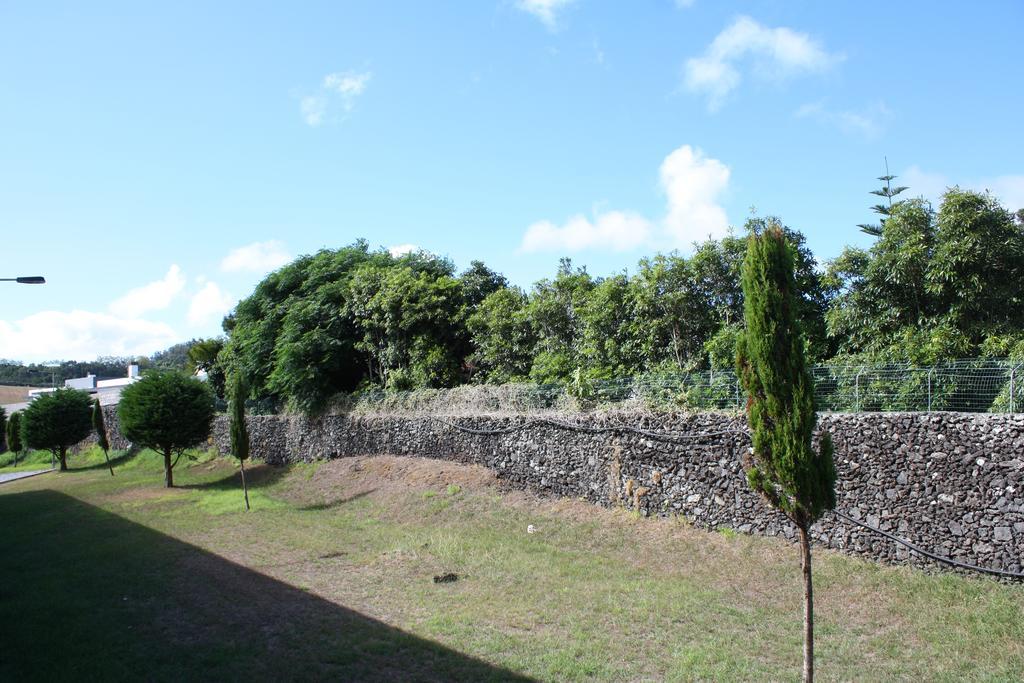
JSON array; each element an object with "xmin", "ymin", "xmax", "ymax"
[
  {"xmin": 118, "ymin": 371, "xmax": 215, "ymax": 487},
  {"xmin": 21, "ymin": 389, "xmax": 93, "ymax": 471},
  {"xmin": 206, "ymin": 188, "xmax": 1024, "ymax": 415}
]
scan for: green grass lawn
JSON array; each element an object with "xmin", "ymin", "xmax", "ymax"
[{"xmin": 0, "ymin": 447, "xmax": 1021, "ymax": 682}]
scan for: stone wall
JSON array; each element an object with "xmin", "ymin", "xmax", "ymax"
[{"xmin": 105, "ymin": 406, "xmax": 1024, "ymax": 574}]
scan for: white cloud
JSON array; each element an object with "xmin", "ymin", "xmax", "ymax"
[
  {"xmin": 188, "ymin": 282, "xmax": 234, "ymax": 326},
  {"xmin": 684, "ymin": 16, "xmax": 840, "ymax": 110},
  {"xmin": 300, "ymin": 96, "xmax": 326, "ymax": 126},
  {"xmin": 660, "ymin": 145, "xmax": 731, "ymax": 244},
  {"xmin": 323, "ymin": 71, "xmax": 371, "ymax": 99},
  {"xmin": 388, "ymin": 243, "xmax": 420, "ymax": 257},
  {"xmin": 220, "ymin": 241, "xmax": 291, "ymax": 273},
  {"xmin": 522, "ymin": 211, "xmax": 654, "ymax": 252},
  {"xmin": 520, "ymin": 144, "xmax": 730, "ymax": 253},
  {"xmin": 796, "ymin": 100, "xmax": 890, "ymax": 139},
  {"xmin": 902, "ymin": 166, "xmax": 1024, "ymax": 211},
  {"xmin": 300, "ymin": 70, "xmax": 372, "ymax": 126},
  {"xmin": 516, "ymin": 0, "xmax": 575, "ymax": 29},
  {"xmin": 985, "ymin": 176, "xmax": 1024, "ymax": 212},
  {"xmin": 0, "ymin": 310, "xmax": 178, "ymax": 363},
  {"xmin": 108, "ymin": 265, "xmax": 185, "ymax": 318}
]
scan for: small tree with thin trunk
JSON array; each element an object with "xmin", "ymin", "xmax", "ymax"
[
  {"xmin": 6, "ymin": 411, "xmax": 22, "ymax": 466},
  {"xmin": 118, "ymin": 371, "xmax": 215, "ymax": 488},
  {"xmin": 92, "ymin": 399, "xmax": 115, "ymax": 476},
  {"xmin": 21, "ymin": 389, "xmax": 93, "ymax": 471},
  {"xmin": 736, "ymin": 225, "xmax": 837, "ymax": 683},
  {"xmin": 229, "ymin": 373, "xmax": 251, "ymax": 510}
]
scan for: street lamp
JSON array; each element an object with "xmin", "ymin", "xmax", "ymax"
[{"xmin": 0, "ymin": 276, "xmax": 46, "ymax": 284}]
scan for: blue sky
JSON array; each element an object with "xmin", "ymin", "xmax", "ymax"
[{"xmin": 1, "ymin": 0, "xmax": 1022, "ymax": 362}]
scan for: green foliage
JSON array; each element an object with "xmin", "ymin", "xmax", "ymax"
[
  {"xmin": 736, "ymin": 226, "xmax": 836, "ymax": 526},
  {"xmin": 467, "ymin": 287, "xmax": 536, "ymax": 383},
  {"xmin": 348, "ymin": 262, "xmax": 468, "ymax": 391},
  {"xmin": 92, "ymin": 399, "xmax": 109, "ymax": 453},
  {"xmin": 0, "ymin": 406, "xmax": 5, "ymax": 452},
  {"xmin": 459, "ymin": 260, "xmax": 508, "ymax": 308},
  {"xmin": 827, "ymin": 189, "xmax": 1024, "ymax": 364},
  {"xmin": 21, "ymin": 388, "xmax": 93, "ymax": 470},
  {"xmin": 229, "ymin": 374, "xmax": 250, "ymax": 462},
  {"xmin": 212, "ymin": 189, "xmax": 1023, "ymax": 415},
  {"xmin": 118, "ymin": 371, "xmax": 215, "ymax": 486},
  {"xmin": 150, "ymin": 340, "xmax": 199, "ymax": 370},
  {"xmin": 224, "ymin": 241, "xmax": 470, "ymax": 413},
  {"xmin": 5, "ymin": 410, "xmax": 20, "ymax": 455},
  {"xmin": 187, "ymin": 338, "xmax": 227, "ymax": 398}
]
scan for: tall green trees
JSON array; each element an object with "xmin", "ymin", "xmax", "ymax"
[
  {"xmin": 737, "ymin": 225, "xmax": 836, "ymax": 683},
  {"xmin": 92, "ymin": 399, "xmax": 114, "ymax": 476},
  {"xmin": 216, "ymin": 189, "xmax": 1024, "ymax": 415},
  {"xmin": 826, "ymin": 189, "xmax": 1024, "ymax": 362},
  {"xmin": 467, "ymin": 287, "xmax": 536, "ymax": 383},
  {"xmin": 348, "ymin": 263, "xmax": 467, "ymax": 391},
  {"xmin": 224, "ymin": 242, "xmax": 475, "ymax": 411},
  {"xmin": 21, "ymin": 389, "xmax": 93, "ymax": 471},
  {"xmin": 118, "ymin": 372, "xmax": 215, "ymax": 488}
]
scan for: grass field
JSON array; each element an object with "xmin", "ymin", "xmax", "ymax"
[
  {"xmin": 0, "ymin": 447, "xmax": 1021, "ymax": 682},
  {"xmin": 0, "ymin": 384, "xmax": 31, "ymax": 404}
]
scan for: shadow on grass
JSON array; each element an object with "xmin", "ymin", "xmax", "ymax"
[
  {"xmin": 71, "ymin": 448, "xmax": 141, "ymax": 472},
  {"xmin": 0, "ymin": 490, "xmax": 532, "ymax": 682},
  {"xmin": 298, "ymin": 488, "xmax": 377, "ymax": 512},
  {"xmin": 179, "ymin": 461, "xmax": 288, "ymax": 492}
]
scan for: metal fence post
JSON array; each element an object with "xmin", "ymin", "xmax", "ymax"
[
  {"xmin": 855, "ymin": 368, "xmax": 863, "ymax": 412},
  {"xmin": 927, "ymin": 368, "xmax": 933, "ymax": 412},
  {"xmin": 1011, "ymin": 365, "xmax": 1017, "ymax": 414}
]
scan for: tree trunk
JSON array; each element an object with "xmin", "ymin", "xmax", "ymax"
[
  {"xmin": 58, "ymin": 447, "xmax": 68, "ymax": 471},
  {"xmin": 799, "ymin": 524, "xmax": 815, "ymax": 683},
  {"xmin": 240, "ymin": 458, "xmax": 250, "ymax": 511},
  {"xmin": 164, "ymin": 448, "xmax": 174, "ymax": 488},
  {"xmin": 103, "ymin": 448, "xmax": 114, "ymax": 477}
]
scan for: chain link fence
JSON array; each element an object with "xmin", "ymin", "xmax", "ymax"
[{"xmin": 332, "ymin": 359, "xmax": 1024, "ymax": 415}]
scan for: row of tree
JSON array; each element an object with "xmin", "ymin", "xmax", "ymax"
[
  {"xmin": 212, "ymin": 187, "xmax": 1024, "ymax": 413},
  {"xmin": 1, "ymin": 372, "xmax": 252, "ymax": 503}
]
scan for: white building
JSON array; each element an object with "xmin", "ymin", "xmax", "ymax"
[{"xmin": 22, "ymin": 364, "xmax": 142, "ymax": 408}]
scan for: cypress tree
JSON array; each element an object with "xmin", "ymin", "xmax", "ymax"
[
  {"xmin": 736, "ymin": 225, "xmax": 837, "ymax": 683},
  {"xmin": 92, "ymin": 399, "xmax": 115, "ymax": 476},
  {"xmin": 0, "ymin": 406, "xmax": 7, "ymax": 454},
  {"xmin": 229, "ymin": 373, "xmax": 251, "ymax": 510},
  {"xmin": 6, "ymin": 412, "xmax": 21, "ymax": 466}
]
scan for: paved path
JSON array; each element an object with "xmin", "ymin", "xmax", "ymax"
[{"xmin": 0, "ymin": 469, "xmax": 53, "ymax": 485}]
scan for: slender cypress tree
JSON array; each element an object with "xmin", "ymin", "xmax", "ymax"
[
  {"xmin": 736, "ymin": 225, "xmax": 837, "ymax": 683},
  {"xmin": 0, "ymin": 406, "xmax": 7, "ymax": 454},
  {"xmin": 229, "ymin": 373, "xmax": 251, "ymax": 510},
  {"xmin": 6, "ymin": 412, "xmax": 21, "ymax": 466},
  {"xmin": 92, "ymin": 399, "xmax": 115, "ymax": 476}
]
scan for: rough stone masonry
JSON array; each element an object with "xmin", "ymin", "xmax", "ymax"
[{"xmin": 97, "ymin": 406, "xmax": 1024, "ymax": 575}]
